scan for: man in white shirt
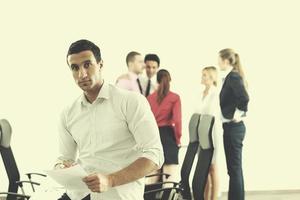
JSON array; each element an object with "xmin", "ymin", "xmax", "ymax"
[
  {"xmin": 55, "ymin": 39, "xmax": 164, "ymax": 200},
  {"xmin": 140, "ymin": 54, "xmax": 160, "ymax": 97}
]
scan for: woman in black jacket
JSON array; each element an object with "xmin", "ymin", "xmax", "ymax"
[{"xmin": 218, "ymin": 48, "xmax": 249, "ymax": 200}]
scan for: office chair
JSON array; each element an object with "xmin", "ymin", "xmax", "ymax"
[
  {"xmin": 192, "ymin": 114, "xmax": 215, "ymax": 200},
  {"xmin": 144, "ymin": 114, "xmax": 215, "ymax": 200},
  {"xmin": 0, "ymin": 119, "xmax": 46, "ymax": 200},
  {"xmin": 144, "ymin": 113, "xmax": 201, "ymax": 200}
]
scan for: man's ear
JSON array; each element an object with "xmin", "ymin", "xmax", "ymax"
[{"xmin": 99, "ymin": 60, "xmax": 103, "ymax": 68}]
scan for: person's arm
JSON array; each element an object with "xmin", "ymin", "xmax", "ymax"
[
  {"xmin": 172, "ymin": 95, "xmax": 182, "ymax": 146},
  {"xmin": 230, "ymin": 74, "xmax": 249, "ymax": 112},
  {"xmin": 83, "ymin": 94, "xmax": 164, "ymax": 193},
  {"xmin": 54, "ymin": 109, "xmax": 77, "ymax": 169},
  {"xmin": 83, "ymin": 157, "xmax": 157, "ymax": 192},
  {"xmin": 115, "ymin": 74, "xmax": 131, "ymax": 91}
]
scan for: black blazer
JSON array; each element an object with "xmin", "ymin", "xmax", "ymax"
[{"xmin": 220, "ymin": 71, "xmax": 249, "ymax": 119}]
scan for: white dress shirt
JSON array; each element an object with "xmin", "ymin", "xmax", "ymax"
[
  {"xmin": 220, "ymin": 66, "xmax": 245, "ymax": 123},
  {"xmin": 57, "ymin": 82, "xmax": 164, "ymax": 200},
  {"xmin": 139, "ymin": 74, "xmax": 157, "ymax": 96}
]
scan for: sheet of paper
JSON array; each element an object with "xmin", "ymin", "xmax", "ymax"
[{"xmin": 45, "ymin": 165, "xmax": 89, "ymax": 191}]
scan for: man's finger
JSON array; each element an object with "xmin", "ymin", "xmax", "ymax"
[
  {"xmin": 85, "ymin": 179, "xmax": 100, "ymax": 187},
  {"xmin": 83, "ymin": 174, "xmax": 98, "ymax": 182},
  {"xmin": 89, "ymin": 185, "xmax": 100, "ymax": 193}
]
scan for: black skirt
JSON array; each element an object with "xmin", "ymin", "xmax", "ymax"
[{"xmin": 159, "ymin": 126, "xmax": 179, "ymax": 164}]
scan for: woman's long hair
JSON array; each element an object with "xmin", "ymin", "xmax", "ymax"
[
  {"xmin": 219, "ymin": 48, "xmax": 248, "ymax": 88},
  {"xmin": 156, "ymin": 69, "xmax": 171, "ymax": 104}
]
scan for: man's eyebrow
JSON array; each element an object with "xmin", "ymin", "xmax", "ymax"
[
  {"xmin": 82, "ymin": 59, "xmax": 92, "ymax": 64},
  {"xmin": 70, "ymin": 60, "xmax": 91, "ymax": 66}
]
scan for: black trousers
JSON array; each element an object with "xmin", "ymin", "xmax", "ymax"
[
  {"xmin": 223, "ymin": 121, "xmax": 246, "ymax": 200},
  {"xmin": 58, "ymin": 193, "xmax": 90, "ymax": 200}
]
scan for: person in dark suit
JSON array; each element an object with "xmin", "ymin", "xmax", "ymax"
[{"xmin": 218, "ymin": 48, "xmax": 249, "ymax": 200}]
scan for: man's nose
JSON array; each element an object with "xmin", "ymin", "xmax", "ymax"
[{"xmin": 78, "ymin": 67, "xmax": 88, "ymax": 79}]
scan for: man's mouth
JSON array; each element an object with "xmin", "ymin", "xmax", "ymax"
[{"xmin": 79, "ymin": 80, "xmax": 91, "ymax": 84}]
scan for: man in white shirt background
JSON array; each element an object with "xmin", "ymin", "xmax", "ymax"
[
  {"xmin": 55, "ymin": 39, "xmax": 164, "ymax": 200},
  {"xmin": 140, "ymin": 54, "xmax": 160, "ymax": 97}
]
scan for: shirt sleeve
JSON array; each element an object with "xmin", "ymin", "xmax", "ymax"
[
  {"xmin": 56, "ymin": 109, "xmax": 77, "ymax": 165},
  {"xmin": 233, "ymin": 108, "xmax": 246, "ymax": 119},
  {"xmin": 230, "ymin": 75, "xmax": 249, "ymax": 112},
  {"xmin": 116, "ymin": 78, "xmax": 131, "ymax": 91},
  {"xmin": 172, "ymin": 95, "xmax": 182, "ymax": 145},
  {"xmin": 125, "ymin": 93, "xmax": 164, "ymax": 168}
]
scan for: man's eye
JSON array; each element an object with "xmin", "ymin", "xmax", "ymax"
[
  {"xmin": 71, "ymin": 65, "xmax": 79, "ymax": 71},
  {"xmin": 84, "ymin": 63, "xmax": 91, "ymax": 68}
]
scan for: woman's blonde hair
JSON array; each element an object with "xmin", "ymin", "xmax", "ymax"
[{"xmin": 203, "ymin": 66, "xmax": 218, "ymax": 86}]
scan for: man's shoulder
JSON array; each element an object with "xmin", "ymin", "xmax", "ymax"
[
  {"xmin": 109, "ymin": 83, "xmax": 143, "ymax": 100},
  {"xmin": 61, "ymin": 94, "xmax": 83, "ymax": 117},
  {"xmin": 116, "ymin": 73, "xmax": 131, "ymax": 81}
]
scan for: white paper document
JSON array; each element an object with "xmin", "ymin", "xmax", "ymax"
[{"xmin": 45, "ymin": 165, "xmax": 89, "ymax": 191}]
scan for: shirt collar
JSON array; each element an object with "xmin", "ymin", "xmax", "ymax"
[
  {"xmin": 81, "ymin": 81, "xmax": 110, "ymax": 106},
  {"xmin": 150, "ymin": 74, "xmax": 157, "ymax": 83}
]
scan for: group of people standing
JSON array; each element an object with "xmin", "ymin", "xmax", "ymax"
[
  {"xmin": 116, "ymin": 49, "xmax": 249, "ymax": 200},
  {"xmin": 116, "ymin": 52, "xmax": 181, "ymax": 186}
]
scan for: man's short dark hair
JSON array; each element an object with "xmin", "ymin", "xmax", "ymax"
[
  {"xmin": 144, "ymin": 54, "xmax": 160, "ymax": 66},
  {"xmin": 126, "ymin": 51, "xmax": 141, "ymax": 66},
  {"xmin": 67, "ymin": 39, "xmax": 102, "ymax": 63}
]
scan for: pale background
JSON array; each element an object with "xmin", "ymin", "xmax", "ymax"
[{"xmin": 1, "ymin": 0, "xmax": 300, "ymax": 193}]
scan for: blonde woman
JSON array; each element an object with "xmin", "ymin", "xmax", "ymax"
[{"xmin": 195, "ymin": 66, "xmax": 222, "ymax": 200}]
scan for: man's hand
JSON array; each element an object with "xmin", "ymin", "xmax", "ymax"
[
  {"xmin": 82, "ymin": 173, "xmax": 113, "ymax": 193},
  {"xmin": 54, "ymin": 160, "xmax": 76, "ymax": 170}
]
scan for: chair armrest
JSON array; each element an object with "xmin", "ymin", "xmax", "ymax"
[
  {"xmin": 144, "ymin": 186, "xmax": 184, "ymax": 194},
  {"xmin": 0, "ymin": 192, "xmax": 30, "ymax": 199},
  {"xmin": 146, "ymin": 173, "xmax": 171, "ymax": 179},
  {"xmin": 25, "ymin": 172, "xmax": 47, "ymax": 178},
  {"xmin": 146, "ymin": 181, "xmax": 181, "ymax": 188},
  {"xmin": 16, "ymin": 180, "xmax": 41, "ymax": 192},
  {"xmin": 16, "ymin": 180, "xmax": 41, "ymax": 186}
]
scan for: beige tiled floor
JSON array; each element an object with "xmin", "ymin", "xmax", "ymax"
[{"xmin": 219, "ymin": 191, "xmax": 300, "ymax": 200}]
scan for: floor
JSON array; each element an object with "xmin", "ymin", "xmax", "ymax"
[{"xmin": 219, "ymin": 190, "xmax": 300, "ymax": 200}]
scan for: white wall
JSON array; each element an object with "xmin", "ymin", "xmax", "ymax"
[{"xmin": 1, "ymin": 0, "xmax": 300, "ymax": 193}]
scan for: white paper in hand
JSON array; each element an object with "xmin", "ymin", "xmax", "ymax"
[{"xmin": 45, "ymin": 165, "xmax": 89, "ymax": 191}]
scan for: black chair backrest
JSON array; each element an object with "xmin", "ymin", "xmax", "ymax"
[
  {"xmin": 192, "ymin": 114, "xmax": 215, "ymax": 200},
  {"xmin": 180, "ymin": 113, "xmax": 201, "ymax": 200},
  {"xmin": 0, "ymin": 119, "xmax": 20, "ymax": 200}
]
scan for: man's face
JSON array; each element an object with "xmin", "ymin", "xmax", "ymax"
[
  {"xmin": 145, "ymin": 60, "xmax": 159, "ymax": 78},
  {"xmin": 67, "ymin": 50, "xmax": 103, "ymax": 92},
  {"xmin": 130, "ymin": 55, "xmax": 145, "ymax": 74}
]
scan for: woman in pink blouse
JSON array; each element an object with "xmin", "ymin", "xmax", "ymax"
[{"xmin": 147, "ymin": 69, "xmax": 182, "ymax": 183}]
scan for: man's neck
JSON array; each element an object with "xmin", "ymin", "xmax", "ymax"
[
  {"xmin": 128, "ymin": 68, "xmax": 138, "ymax": 75},
  {"xmin": 147, "ymin": 75, "xmax": 155, "ymax": 80},
  {"xmin": 84, "ymin": 80, "xmax": 103, "ymax": 103}
]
